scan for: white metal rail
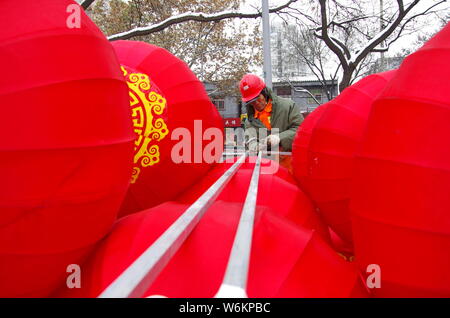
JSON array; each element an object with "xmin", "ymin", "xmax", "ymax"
[
  {"xmin": 222, "ymin": 151, "xmax": 292, "ymax": 156},
  {"xmin": 215, "ymin": 152, "xmax": 262, "ymax": 298},
  {"xmin": 99, "ymin": 154, "xmax": 247, "ymax": 298}
]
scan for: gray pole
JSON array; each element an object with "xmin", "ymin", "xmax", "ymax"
[
  {"xmin": 380, "ymin": 0, "xmax": 385, "ymax": 71},
  {"xmin": 262, "ymin": 0, "xmax": 272, "ymax": 89}
]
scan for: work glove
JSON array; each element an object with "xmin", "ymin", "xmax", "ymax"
[
  {"xmin": 248, "ymin": 141, "xmax": 269, "ymax": 154},
  {"xmin": 262, "ymin": 135, "xmax": 280, "ymax": 149},
  {"xmin": 258, "ymin": 140, "xmax": 268, "ymax": 152},
  {"xmin": 246, "ymin": 138, "xmax": 259, "ymax": 154}
]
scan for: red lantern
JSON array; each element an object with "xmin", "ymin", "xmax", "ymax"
[
  {"xmin": 111, "ymin": 41, "xmax": 224, "ymax": 216},
  {"xmin": 0, "ymin": 1, "xmax": 134, "ymax": 297},
  {"xmin": 292, "ymin": 72, "xmax": 395, "ymax": 244},
  {"xmin": 292, "ymin": 105, "xmax": 328, "ymax": 194},
  {"xmin": 56, "ymin": 201, "xmax": 368, "ymax": 298},
  {"xmin": 351, "ymin": 23, "xmax": 450, "ymax": 297}
]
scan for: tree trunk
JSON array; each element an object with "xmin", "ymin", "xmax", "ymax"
[{"xmin": 339, "ymin": 67, "xmax": 354, "ymax": 93}]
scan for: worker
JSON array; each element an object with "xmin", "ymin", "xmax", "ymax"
[{"xmin": 239, "ymin": 73, "xmax": 303, "ymax": 172}]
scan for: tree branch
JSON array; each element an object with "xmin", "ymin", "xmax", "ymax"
[
  {"xmin": 81, "ymin": 0, "xmax": 96, "ymax": 10},
  {"xmin": 108, "ymin": 0, "xmax": 297, "ymax": 41},
  {"xmin": 384, "ymin": 0, "xmax": 447, "ymax": 50},
  {"xmin": 351, "ymin": 0, "xmax": 421, "ymax": 66},
  {"xmin": 188, "ymin": 23, "xmax": 217, "ymax": 68},
  {"xmin": 329, "ymin": 15, "xmax": 375, "ymax": 29},
  {"xmin": 317, "ymin": 0, "xmax": 349, "ymax": 69},
  {"xmin": 329, "ymin": 35, "xmax": 351, "ymax": 59}
]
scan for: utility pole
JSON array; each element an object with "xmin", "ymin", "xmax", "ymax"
[
  {"xmin": 262, "ymin": 0, "xmax": 273, "ymax": 89},
  {"xmin": 380, "ymin": 0, "xmax": 385, "ymax": 71},
  {"xmin": 277, "ymin": 26, "xmax": 283, "ymax": 78}
]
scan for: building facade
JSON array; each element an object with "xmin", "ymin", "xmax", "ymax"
[{"xmin": 272, "ymin": 79, "xmax": 338, "ymax": 114}]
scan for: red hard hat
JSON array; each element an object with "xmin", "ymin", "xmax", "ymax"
[{"xmin": 239, "ymin": 74, "xmax": 265, "ymax": 103}]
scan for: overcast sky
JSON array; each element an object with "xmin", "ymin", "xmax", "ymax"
[{"xmin": 243, "ymin": 0, "xmax": 448, "ymax": 54}]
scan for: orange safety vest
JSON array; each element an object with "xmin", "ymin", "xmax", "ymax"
[
  {"xmin": 254, "ymin": 100, "xmax": 293, "ymax": 173},
  {"xmin": 253, "ymin": 100, "xmax": 272, "ymax": 130}
]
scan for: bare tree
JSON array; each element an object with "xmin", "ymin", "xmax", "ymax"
[
  {"xmin": 277, "ymin": 23, "xmax": 340, "ymax": 100},
  {"xmin": 313, "ymin": 0, "xmax": 448, "ymax": 91},
  {"xmin": 274, "ymin": 0, "xmax": 448, "ymax": 92}
]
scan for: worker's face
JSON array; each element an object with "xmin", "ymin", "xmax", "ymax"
[{"xmin": 249, "ymin": 94, "xmax": 267, "ymax": 112}]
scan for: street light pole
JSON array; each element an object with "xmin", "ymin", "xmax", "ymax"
[
  {"xmin": 262, "ymin": 0, "xmax": 272, "ymax": 89},
  {"xmin": 380, "ymin": 0, "xmax": 385, "ymax": 71}
]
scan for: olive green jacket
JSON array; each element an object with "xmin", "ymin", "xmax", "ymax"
[{"xmin": 244, "ymin": 88, "xmax": 303, "ymax": 151}]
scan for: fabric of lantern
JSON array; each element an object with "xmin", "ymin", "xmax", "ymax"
[
  {"xmin": 0, "ymin": 0, "xmax": 134, "ymax": 297},
  {"xmin": 350, "ymin": 23, "xmax": 450, "ymax": 297},
  {"xmin": 111, "ymin": 41, "xmax": 224, "ymax": 216},
  {"xmin": 329, "ymin": 228, "xmax": 354, "ymax": 260},
  {"xmin": 55, "ymin": 201, "xmax": 368, "ymax": 298},
  {"xmin": 300, "ymin": 71, "xmax": 395, "ymax": 244},
  {"xmin": 177, "ymin": 158, "xmax": 331, "ymax": 242},
  {"xmin": 292, "ymin": 105, "xmax": 328, "ymax": 194}
]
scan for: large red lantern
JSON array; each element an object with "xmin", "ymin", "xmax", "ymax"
[
  {"xmin": 292, "ymin": 105, "xmax": 328, "ymax": 195},
  {"xmin": 351, "ymin": 23, "xmax": 450, "ymax": 297},
  {"xmin": 56, "ymin": 201, "xmax": 368, "ymax": 298},
  {"xmin": 0, "ymin": 1, "xmax": 134, "ymax": 297},
  {"xmin": 300, "ymin": 71, "xmax": 395, "ymax": 244},
  {"xmin": 111, "ymin": 41, "xmax": 224, "ymax": 216}
]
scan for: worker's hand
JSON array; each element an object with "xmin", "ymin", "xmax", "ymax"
[
  {"xmin": 258, "ymin": 141, "xmax": 267, "ymax": 152},
  {"xmin": 248, "ymin": 140, "xmax": 267, "ymax": 154},
  {"xmin": 247, "ymin": 139, "xmax": 259, "ymax": 154},
  {"xmin": 265, "ymin": 135, "xmax": 280, "ymax": 147}
]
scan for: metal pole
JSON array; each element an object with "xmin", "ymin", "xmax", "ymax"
[
  {"xmin": 222, "ymin": 151, "xmax": 292, "ymax": 157},
  {"xmin": 99, "ymin": 154, "xmax": 247, "ymax": 298},
  {"xmin": 215, "ymin": 152, "xmax": 262, "ymax": 298},
  {"xmin": 380, "ymin": 0, "xmax": 385, "ymax": 71},
  {"xmin": 262, "ymin": 0, "xmax": 272, "ymax": 89}
]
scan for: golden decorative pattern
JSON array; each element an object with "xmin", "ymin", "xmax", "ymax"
[{"xmin": 122, "ymin": 66, "xmax": 169, "ymax": 183}]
